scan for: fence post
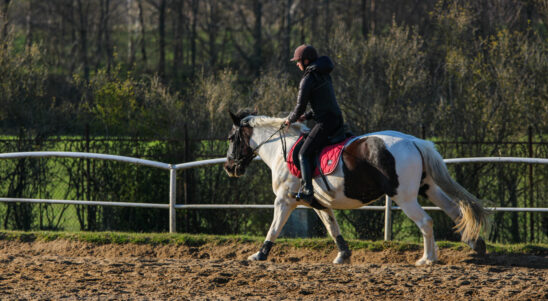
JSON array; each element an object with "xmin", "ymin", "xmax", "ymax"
[
  {"xmin": 528, "ymin": 126, "xmax": 534, "ymax": 242},
  {"xmin": 384, "ymin": 195, "xmax": 392, "ymax": 241},
  {"xmin": 169, "ymin": 166, "xmax": 177, "ymax": 233}
]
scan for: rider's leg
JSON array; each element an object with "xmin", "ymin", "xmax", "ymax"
[
  {"xmin": 297, "ymin": 123, "xmax": 327, "ymax": 202},
  {"xmin": 297, "ymin": 152, "xmax": 314, "ymax": 200}
]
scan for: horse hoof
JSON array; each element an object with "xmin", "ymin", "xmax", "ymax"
[
  {"xmin": 332, "ymin": 251, "xmax": 351, "ymax": 264},
  {"xmin": 248, "ymin": 251, "xmax": 267, "ymax": 261},
  {"xmin": 473, "ymin": 237, "xmax": 486, "ymax": 256},
  {"xmin": 465, "ymin": 237, "xmax": 486, "ymax": 256},
  {"xmin": 415, "ymin": 257, "xmax": 435, "ymax": 266},
  {"xmin": 333, "ymin": 256, "xmax": 350, "ymax": 264}
]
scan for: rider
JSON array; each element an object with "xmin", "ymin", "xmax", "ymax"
[{"xmin": 285, "ymin": 44, "xmax": 344, "ymax": 204}]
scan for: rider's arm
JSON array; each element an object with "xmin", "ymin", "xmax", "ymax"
[{"xmin": 287, "ymin": 75, "xmax": 313, "ymax": 123}]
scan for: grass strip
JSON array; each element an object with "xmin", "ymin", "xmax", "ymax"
[{"xmin": 0, "ymin": 230, "xmax": 546, "ymax": 255}]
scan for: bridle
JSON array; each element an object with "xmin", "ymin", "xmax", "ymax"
[{"xmin": 231, "ymin": 123, "xmax": 287, "ymax": 168}]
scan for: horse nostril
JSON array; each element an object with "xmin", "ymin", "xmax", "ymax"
[
  {"xmin": 235, "ymin": 165, "xmax": 245, "ymax": 176},
  {"xmin": 224, "ymin": 163, "xmax": 237, "ymax": 176}
]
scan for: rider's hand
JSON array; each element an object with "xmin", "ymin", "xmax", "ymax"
[
  {"xmin": 284, "ymin": 119, "xmax": 291, "ymax": 127},
  {"xmin": 297, "ymin": 114, "xmax": 306, "ymax": 122}
]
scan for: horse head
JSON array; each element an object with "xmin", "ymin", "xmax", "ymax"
[{"xmin": 224, "ymin": 110, "xmax": 256, "ymax": 177}]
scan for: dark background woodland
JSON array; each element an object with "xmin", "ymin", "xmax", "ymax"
[{"xmin": 0, "ymin": 0, "xmax": 546, "ymax": 243}]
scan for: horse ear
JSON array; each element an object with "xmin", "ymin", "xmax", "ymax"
[
  {"xmin": 240, "ymin": 116, "xmax": 253, "ymax": 127},
  {"xmin": 229, "ymin": 110, "xmax": 240, "ymax": 125},
  {"xmin": 252, "ymin": 106, "xmax": 258, "ymax": 115}
]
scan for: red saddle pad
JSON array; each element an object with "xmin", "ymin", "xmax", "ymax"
[{"xmin": 287, "ymin": 135, "xmax": 353, "ymax": 178}]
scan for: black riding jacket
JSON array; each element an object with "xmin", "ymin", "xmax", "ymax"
[{"xmin": 287, "ymin": 56, "xmax": 343, "ymax": 127}]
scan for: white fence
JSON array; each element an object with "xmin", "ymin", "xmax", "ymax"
[{"xmin": 0, "ymin": 152, "xmax": 547, "ymax": 239}]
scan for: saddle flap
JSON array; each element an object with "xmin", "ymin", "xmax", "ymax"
[{"xmin": 287, "ymin": 135, "xmax": 353, "ymax": 178}]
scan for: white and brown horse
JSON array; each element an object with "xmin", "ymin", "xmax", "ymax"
[{"xmin": 224, "ymin": 110, "xmax": 486, "ymax": 266}]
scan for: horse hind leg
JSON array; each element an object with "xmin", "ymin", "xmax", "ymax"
[
  {"xmin": 314, "ymin": 208, "xmax": 351, "ymax": 264},
  {"xmin": 394, "ymin": 197, "xmax": 437, "ymax": 266},
  {"xmin": 423, "ymin": 180, "xmax": 486, "ymax": 255}
]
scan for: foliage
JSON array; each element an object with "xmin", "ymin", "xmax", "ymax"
[
  {"xmin": 428, "ymin": 6, "xmax": 548, "ymax": 142},
  {"xmin": 76, "ymin": 66, "xmax": 185, "ymax": 138},
  {"xmin": 0, "ymin": 41, "xmax": 51, "ymax": 133},
  {"xmin": 328, "ymin": 23, "xmax": 430, "ymax": 134}
]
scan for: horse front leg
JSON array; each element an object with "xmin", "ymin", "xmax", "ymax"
[
  {"xmin": 248, "ymin": 196, "xmax": 296, "ymax": 261},
  {"xmin": 314, "ymin": 208, "xmax": 351, "ymax": 264}
]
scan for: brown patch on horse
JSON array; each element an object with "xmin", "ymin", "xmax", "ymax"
[{"xmin": 342, "ymin": 137, "xmax": 399, "ymax": 203}]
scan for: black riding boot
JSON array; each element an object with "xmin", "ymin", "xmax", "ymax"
[{"xmin": 297, "ymin": 153, "xmax": 314, "ymax": 203}]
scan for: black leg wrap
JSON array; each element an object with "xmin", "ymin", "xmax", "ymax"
[
  {"xmin": 335, "ymin": 235, "xmax": 351, "ymax": 258},
  {"xmin": 257, "ymin": 241, "xmax": 274, "ymax": 260}
]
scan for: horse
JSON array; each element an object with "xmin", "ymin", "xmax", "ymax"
[{"xmin": 224, "ymin": 110, "xmax": 487, "ymax": 266}]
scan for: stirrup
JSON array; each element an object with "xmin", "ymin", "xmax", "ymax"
[
  {"xmin": 292, "ymin": 189, "xmax": 326, "ymax": 210},
  {"xmin": 296, "ymin": 190, "xmax": 314, "ymax": 203}
]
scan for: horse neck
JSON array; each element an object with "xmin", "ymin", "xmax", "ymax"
[{"xmin": 251, "ymin": 126, "xmax": 299, "ymax": 169}]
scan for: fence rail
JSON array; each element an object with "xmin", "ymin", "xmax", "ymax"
[{"xmin": 0, "ymin": 152, "xmax": 547, "ymax": 238}]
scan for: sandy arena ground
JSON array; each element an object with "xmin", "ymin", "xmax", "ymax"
[{"xmin": 0, "ymin": 239, "xmax": 546, "ymax": 300}]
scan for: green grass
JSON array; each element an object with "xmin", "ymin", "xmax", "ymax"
[
  {"xmin": 1, "ymin": 230, "xmax": 547, "ymax": 255},
  {"xmin": 485, "ymin": 242, "xmax": 548, "ymax": 256},
  {"xmin": 0, "ymin": 231, "xmax": 262, "ymax": 246}
]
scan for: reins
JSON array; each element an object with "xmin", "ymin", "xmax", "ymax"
[
  {"xmin": 279, "ymin": 125, "xmax": 288, "ymax": 162},
  {"xmin": 236, "ymin": 123, "xmax": 288, "ymax": 166},
  {"xmin": 246, "ymin": 122, "xmax": 331, "ymax": 192}
]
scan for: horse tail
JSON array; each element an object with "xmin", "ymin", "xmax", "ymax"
[{"xmin": 412, "ymin": 139, "xmax": 486, "ymax": 242}]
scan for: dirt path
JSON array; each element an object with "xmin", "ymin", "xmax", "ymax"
[{"xmin": 0, "ymin": 240, "xmax": 546, "ymax": 300}]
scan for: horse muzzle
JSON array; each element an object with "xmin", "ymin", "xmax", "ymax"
[{"xmin": 224, "ymin": 161, "xmax": 246, "ymax": 177}]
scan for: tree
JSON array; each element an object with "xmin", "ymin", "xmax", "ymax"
[
  {"xmin": 190, "ymin": 0, "xmax": 198, "ymax": 76},
  {"xmin": 228, "ymin": 0, "xmax": 263, "ymax": 77},
  {"xmin": 0, "ymin": 0, "xmax": 10, "ymax": 42},
  {"xmin": 172, "ymin": 0, "xmax": 184, "ymax": 77},
  {"xmin": 146, "ymin": 0, "xmax": 167, "ymax": 76},
  {"xmin": 76, "ymin": 0, "xmax": 90, "ymax": 80},
  {"xmin": 137, "ymin": 0, "xmax": 148, "ymax": 66}
]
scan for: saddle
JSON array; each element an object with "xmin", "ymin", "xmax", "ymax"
[{"xmin": 287, "ymin": 132, "xmax": 354, "ymax": 179}]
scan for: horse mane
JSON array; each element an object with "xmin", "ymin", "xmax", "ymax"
[
  {"xmin": 236, "ymin": 110, "xmax": 308, "ymax": 135},
  {"xmin": 250, "ymin": 116, "xmax": 307, "ymax": 135}
]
